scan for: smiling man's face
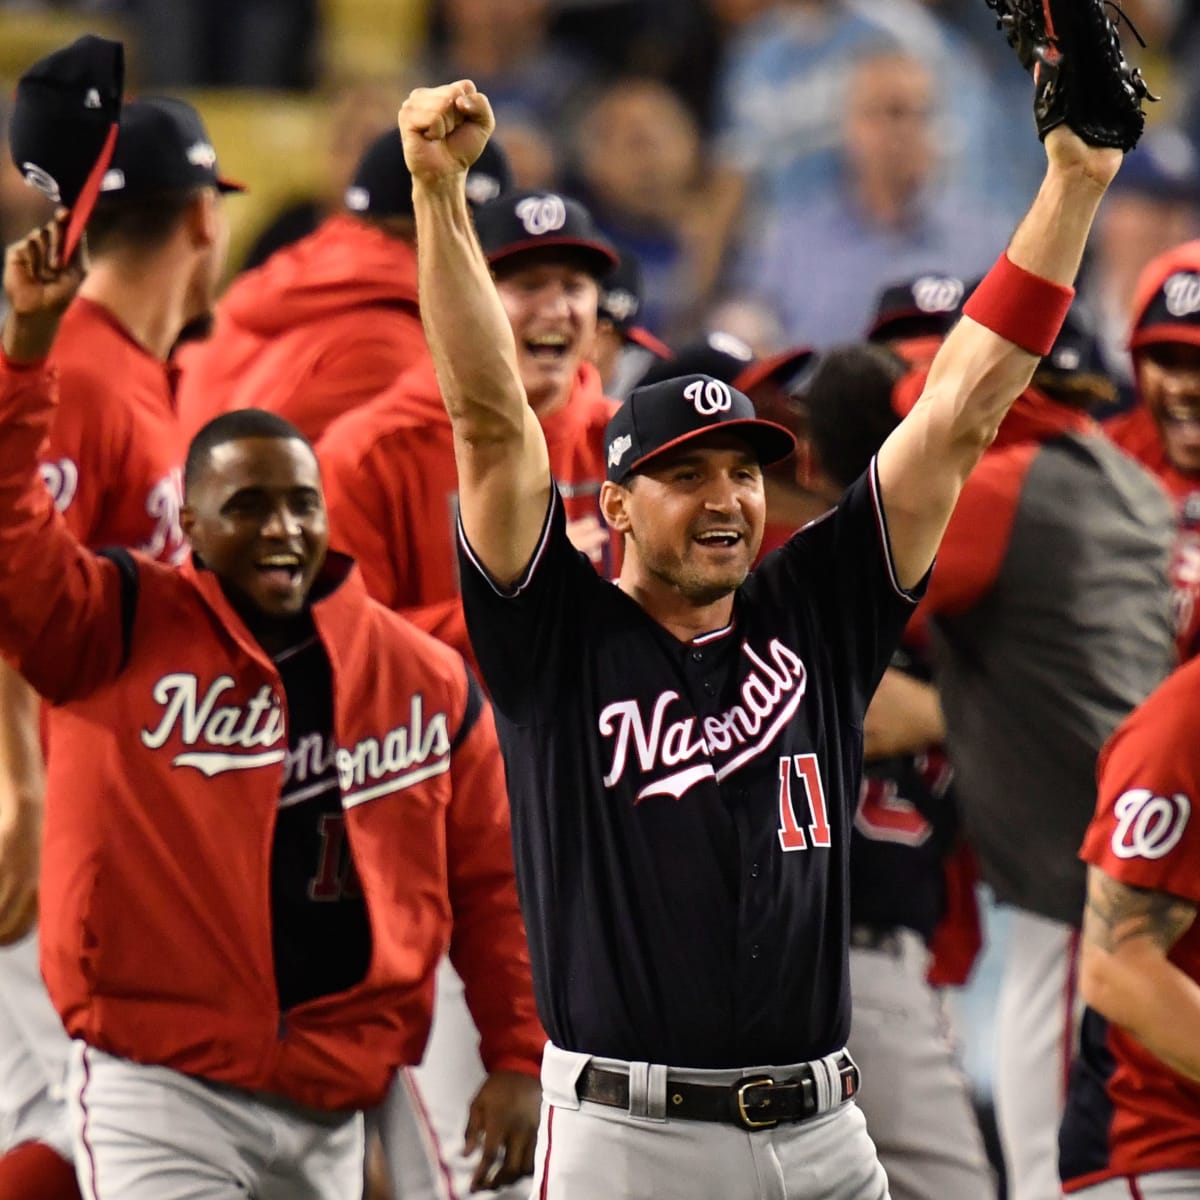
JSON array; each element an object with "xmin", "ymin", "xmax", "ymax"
[
  {"xmin": 181, "ymin": 435, "xmax": 329, "ymax": 618},
  {"xmin": 495, "ymin": 251, "xmax": 600, "ymax": 416}
]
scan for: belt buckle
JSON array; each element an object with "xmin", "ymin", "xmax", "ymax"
[{"xmin": 734, "ymin": 1075, "xmax": 778, "ymax": 1130}]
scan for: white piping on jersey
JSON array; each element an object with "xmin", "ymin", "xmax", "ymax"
[
  {"xmin": 869, "ymin": 455, "xmax": 922, "ymax": 603},
  {"xmin": 692, "ymin": 621, "xmax": 735, "ymax": 645},
  {"xmin": 457, "ymin": 486, "xmax": 558, "ymax": 598}
]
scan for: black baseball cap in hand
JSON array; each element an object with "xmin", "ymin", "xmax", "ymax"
[
  {"xmin": 473, "ymin": 189, "xmax": 618, "ymax": 279},
  {"xmin": 98, "ymin": 97, "xmax": 245, "ymax": 198},
  {"xmin": 344, "ymin": 129, "xmax": 511, "ymax": 217},
  {"xmin": 9, "ymin": 33, "xmax": 125, "ymax": 259},
  {"xmin": 604, "ymin": 373, "xmax": 796, "ymax": 483}
]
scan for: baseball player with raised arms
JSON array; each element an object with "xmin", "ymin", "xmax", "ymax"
[
  {"xmin": 0, "ymin": 209, "xmax": 544, "ymax": 1198},
  {"xmin": 1058, "ymin": 653, "xmax": 1200, "ymax": 1196},
  {"xmin": 398, "ymin": 54, "xmax": 1128, "ymax": 1196},
  {"xmin": 0, "ymin": 66, "xmax": 240, "ymax": 1199}
]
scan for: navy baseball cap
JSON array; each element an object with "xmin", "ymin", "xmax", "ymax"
[
  {"xmin": 98, "ymin": 97, "xmax": 245, "ymax": 198},
  {"xmin": 598, "ymin": 251, "xmax": 671, "ymax": 359},
  {"xmin": 637, "ymin": 331, "xmax": 815, "ymax": 398},
  {"xmin": 473, "ymin": 189, "xmax": 618, "ymax": 279},
  {"xmin": 604, "ymin": 373, "xmax": 796, "ymax": 483},
  {"xmin": 1040, "ymin": 300, "xmax": 1108, "ymax": 379},
  {"xmin": 9, "ymin": 34, "xmax": 125, "ymax": 259},
  {"xmin": 867, "ymin": 273, "xmax": 967, "ymax": 342},
  {"xmin": 344, "ymin": 130, "xmax": 511, "ymax": 217}
]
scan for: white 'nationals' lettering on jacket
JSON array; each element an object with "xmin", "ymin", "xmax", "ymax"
[
  {"xmin": 140, "ymin": 674, "xmax": 452, "ymax": 803},
  {"xmin": 599, "ymin": 639, "xmax": 807, "ymax": 801}
]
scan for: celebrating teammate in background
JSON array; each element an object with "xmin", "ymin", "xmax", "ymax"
[
  {"xmin": 0, "ymin": 210, "xmax": 543, "ymax": 1199},
  {"xmin": 1059, "ymin": 657, "xmax": 1200, "ymax": 1196},
  {"xmin": 399, "ymin": 44, "xmax": 1128, "ymax": 1195}
]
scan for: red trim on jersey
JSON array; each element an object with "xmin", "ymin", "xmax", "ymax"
[
  {"xmin": 692, "ymin": 621, "xmax": 736, "ymax": 645},
  {"xmin": 538, "ymin": 1106, "xmax": 556, "ymax": 1200},
  {"xmin": 1062, "ymin": 929, "xmax": 1081, "ymax": 1102},
  {"xmin": 79, "ymin": 1047, "xmax": 100, "ymax": 1200},
  {"xmin": 402, "ymin": 1069, "xmax": 460, "ymax": 1200}
]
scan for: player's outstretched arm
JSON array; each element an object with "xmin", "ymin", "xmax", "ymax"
[
  {"xmin": 0, "ymin": 213, "xmax": 126, "ymax": 703},
  {"xmin": 1080, "ymin": 866, "xmax": 1200, "ymax": 1083},
  {"xmin": 874, "ymin": 127, "xmax": 1122, "ymax": 590},
  {"xmin": 401, "ymin": 82, "xmax": 552, "ymax": 589}
]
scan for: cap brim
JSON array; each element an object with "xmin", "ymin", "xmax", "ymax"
[
  {"xmin": 734, "ymin": 347, "xmax": 814, "ymax": 395},
  {"xmin": 626, "ymin": 417, "xmax": 797, "ymax": 477},
  {"xmin": 1131, "ymin": 323, "xmax": 1200, "ymax": 353},
  {"xmin": 487, "ymin": 236, "xmax": 618, "ymax": 276},
  {"xmin": 63, "ymin": 121, "xmax": 118, "ymax": 262},
  {"xmin": 217, "ymin": 176, "xmax": 247, "ymax": 194},
  {"xmin": 624, "ymin": 325, "xmax": 672, "ymax": 359}
]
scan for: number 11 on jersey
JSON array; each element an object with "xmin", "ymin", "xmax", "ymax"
[{"xmin": 777, "ymin": 754, "xmax": 832, "ymax": 852}]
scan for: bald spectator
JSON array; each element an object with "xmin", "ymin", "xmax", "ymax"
[{"xmin": 740, "ymin": 49, "xmax": 1008, "ymax": 346}]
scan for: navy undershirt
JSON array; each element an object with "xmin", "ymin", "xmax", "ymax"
[{"xmin": 268, "ymin": 621, "xmax": 372, "ymax": 1011}]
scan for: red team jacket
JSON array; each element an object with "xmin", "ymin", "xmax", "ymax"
[
  {"xmin": 319, "ymin": 357, "xmax": 619, "ymax": 669},
  {"xmin": 1063, "ymin": 655, "xmax": 1200, "ymax": 1189},
  {"xmin": 45, "ymin": 296, "xmax": 186, "ymax": 560},
  {"xmin": 176, "ymin": 214, "xmax": 427, "ymax": 443},
  {"xmin": 0, "ymin": 356, "xmax": 543, "ymax": 1112}
]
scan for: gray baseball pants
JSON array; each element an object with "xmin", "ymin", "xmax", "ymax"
[{"xmin": 532, "ymin": 1041, "xmax": 890, "ymax": 1199}]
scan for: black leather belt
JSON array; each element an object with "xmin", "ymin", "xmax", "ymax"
[{"xmin": 575, "ymin": 1054, "xmax": 860, "ymax": 1131}]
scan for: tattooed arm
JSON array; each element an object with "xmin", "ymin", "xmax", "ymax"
[{"xmin": 1080, "ymin": 865, "xmax": 1200, "ymax": 1083}]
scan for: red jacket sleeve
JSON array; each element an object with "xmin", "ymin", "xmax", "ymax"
[
  {"xmin": 294, "ymin": 318, "xmax": 426, "ymax": 442},
  {"xmin": 1082, "ymin": 657, "xmax": 1200, "ymax": 903},
  {"xmin": 323, "ymin": 436, "xmax": 401, "ymax": 610},
  {"xmin": 443, "ymin": 673, "xmax": 545, "ymax": 1076},
  {"xmin": 322, "ymin": 427, "xmax": 481, "ymax": 671},
  {"xmin": 0, "ymin": 356, "xmax": 126, "ymax": 703}
]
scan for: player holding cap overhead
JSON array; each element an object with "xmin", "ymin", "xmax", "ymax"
[
  {"xmin": 399, "ymin": 50, "xmax": 1133, "ymax": 1195},
  {"xmin": 1, "ymin": 51, "xmax": 240, "ymax": 1200}
]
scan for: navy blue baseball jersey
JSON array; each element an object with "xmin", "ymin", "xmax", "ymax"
[{"xmin": 458, "ymin": 460, "xmax": 922, "ymax": 1068}]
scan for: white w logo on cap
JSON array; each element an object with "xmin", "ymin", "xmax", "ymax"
[
  {"xmin": 515, "ymin": 195, "xmax": 567, "ymax": 236},
  {"xmin": 684, "ymin": 378, "xmax": 733, "ymax": 416},
  {"xmin": 1164, "ymin": 272, "xmax": 1200, "ymax": 319}
]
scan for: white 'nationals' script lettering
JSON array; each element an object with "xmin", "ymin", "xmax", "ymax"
[
  {"xmin": 141, "ymin": 675, "xmax": 453, "ymax": 803},
  {"xmin": 599, "ymin": 639, "xmax": 807, "ymax": 801}
]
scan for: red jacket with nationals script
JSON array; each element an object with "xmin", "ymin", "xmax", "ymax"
[
  {"xmin": 44, "ymin": 296, "xmax": 186, "ymax": 562},
  {"xmin": 0, "ymin": 355, "xmax": 542, "ymax": 1112},
  {"xmin": 319, "ymin": 357, "xmax": 618, "ymax": 669},
  {"xmin": 1059, "ymin": 654, "xmax": 1200, "ymax": 1190},
  {"xmin": 176, "ymin": 214, "xmax": 426, "ymax": 443}
]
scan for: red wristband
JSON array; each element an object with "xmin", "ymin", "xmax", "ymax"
[{"xmin": 962, "ymin": 253, "xmax": 1075, "ymax": 357}]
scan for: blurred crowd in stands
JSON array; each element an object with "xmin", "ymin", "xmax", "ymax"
[{"xmin": 2, "ymin": 0, "xmax": 1199, "ymax": 380}]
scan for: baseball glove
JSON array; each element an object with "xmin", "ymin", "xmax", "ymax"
[{"xmin": 985, "ymin": 0, "xmax": 1157, "ymax": 151}]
